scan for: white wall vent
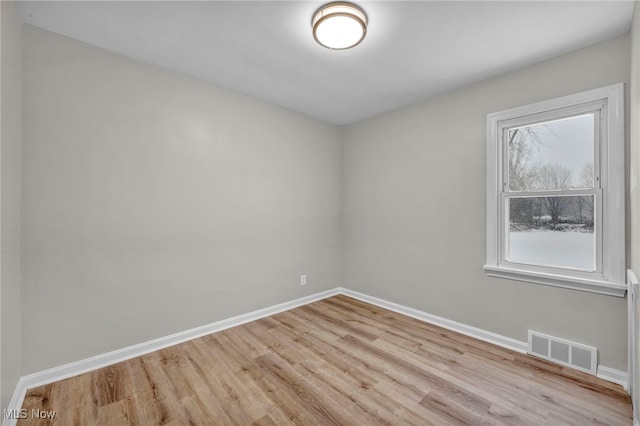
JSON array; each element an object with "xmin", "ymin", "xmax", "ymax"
[{"xmin": 527, "ymin": 330, "xmax": 597, "ymax": 375}]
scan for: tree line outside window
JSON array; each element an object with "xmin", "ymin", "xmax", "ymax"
[{"xmin": 508, "ymin": 127, "xmax": 594, "ymax": 231}]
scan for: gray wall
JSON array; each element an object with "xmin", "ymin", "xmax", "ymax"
[
  {"xmin": 632, "ymin": 2, "xmax": 640, "ymax": 281},
  {"xmin": 342, "ymin": 34, "xmax": 630, "ymax": 371},
  {"xmin": 21, "ymin": 26, "xmax": 342, "ymax": 373},
  {"xmin": 1, "ymin": 0, "xmax": 22, "ymax": 411},
  {"xmin": 629, "ymin": 0, "xmax": 639, "ymax": 418}
]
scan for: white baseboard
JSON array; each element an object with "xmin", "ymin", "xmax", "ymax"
[
  {"xmin": 5, "ymin": 286, "xmax": 629, "ymax": 424},
  {"xmin": 339, "ymin": 287, "xmax": 529, "ymax": 354},
  {"xmin": 597, "ymin": 365, "xmax": 628, "ymax": 389},
  {"xmin": 340, "ymin": 288, "xmax": 628, "ymax": 389},
  {"xmin": 2, "ymin": 287, "xmax": 340, "ymax": 426},
  {"xmin": 20, "ymin": 287, "xmax": 341, "ymax": 390},
  {"xmin": 3, "ymin": 378, "xmax": 27, "ymax": 426}
]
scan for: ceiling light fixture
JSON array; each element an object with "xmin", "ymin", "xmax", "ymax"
[{"xmin": 312, "ymin": 2, "xmax": 367, "ymax": 50}]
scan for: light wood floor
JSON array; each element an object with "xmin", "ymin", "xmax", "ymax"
[{"xmin": 20, "ymin": 295, "xmax": 631, "ymax": 425}]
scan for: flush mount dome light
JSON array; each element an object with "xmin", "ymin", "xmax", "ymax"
[{"xmin": 312, "ymin": 2, "xmax": 367, "ymax": 50}]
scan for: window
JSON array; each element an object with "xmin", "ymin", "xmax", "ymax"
[{"xmin": 484, "ymin": 84, "xmax": 625, "ymax": 297}]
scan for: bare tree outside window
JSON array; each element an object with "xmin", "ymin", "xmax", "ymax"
[
  {"xmin": 508, "ymin": 128, "xmax": 540, "ymax": 191},
  {"xmin": 506, "ymin": 114, "xmax": 595, "ymax": 270},
  {"xmin": 537, "ymin": 163, "xmax": 572, "ymax": 229}
]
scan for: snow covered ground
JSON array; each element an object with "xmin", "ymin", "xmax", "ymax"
[{"xmin": 508, "ymin": 230, "xmax": 594, "ymax": 270}]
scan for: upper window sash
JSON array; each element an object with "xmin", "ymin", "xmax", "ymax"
[{"xmin": 499, "ymin": 102, "xmax": 604, "ymax": 194}]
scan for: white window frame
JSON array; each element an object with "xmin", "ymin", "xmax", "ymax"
[{"xmin": 484, "ymin": 84, "xmax": 626, "ymax": 297}]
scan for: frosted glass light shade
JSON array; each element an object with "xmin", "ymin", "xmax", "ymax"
[{"xmin": 312, "ymin": 2, "xmax": 367, "ymax": 50}]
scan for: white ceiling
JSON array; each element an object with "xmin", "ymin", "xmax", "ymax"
[{"xmin": 17, "ymin": 1, "xmax": 635, "ymax": 125}]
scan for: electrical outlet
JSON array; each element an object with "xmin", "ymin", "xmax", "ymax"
[{"xmin": 300, "ymin": 275, "xmax": 307, "ymax": 286}]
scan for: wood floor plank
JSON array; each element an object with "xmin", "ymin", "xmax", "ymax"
[
  {"xmin": 186, "ymin": 340, "xmax": 268, "ymax": 423},
  {"xmin": 19, "ymin": 295, "xmax": 632, "ymax": 425}
]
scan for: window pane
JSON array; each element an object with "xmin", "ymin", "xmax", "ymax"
[
  {"xmin": 507, "ymin": 195, "xmax": 594, "ymax": 270},
  {"xmin": 508, "ymin": 114, "xmax": 594, "ymax": 191}
]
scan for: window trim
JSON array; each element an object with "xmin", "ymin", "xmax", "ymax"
[{"xmin": 484, "ymin": 84, "xmax": 626, "ymax": 297}]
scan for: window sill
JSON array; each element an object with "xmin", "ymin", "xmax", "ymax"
[{"xmin": 483, "ymin": 265, "xmax": 627, "ymax": 297}]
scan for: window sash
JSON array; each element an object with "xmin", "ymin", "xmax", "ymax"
[
  {"xmin": 498, "ymin": 105, "xmax": 604, "ymax": 275},
  {"xmin": 502, "ymin": 189, "xmax": 598, "ymax": 197},
  {"xmin": 499, "ymin": 190, "xmax": 603, "ymax": 275},
  {"xmin": 501, "ymin": 105, "xmax": 603, "ymax": 194}
]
